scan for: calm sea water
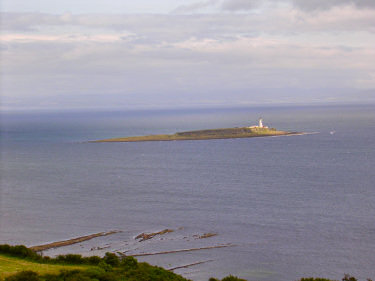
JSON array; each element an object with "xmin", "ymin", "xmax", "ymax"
[{"xmin": 1, "ymin": 105, "xmax": 374, "ymax": 281}]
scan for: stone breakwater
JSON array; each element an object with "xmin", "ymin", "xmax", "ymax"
[{"xmin": 30, "ymin": 231, "xmax": 121, "ymax": 252}]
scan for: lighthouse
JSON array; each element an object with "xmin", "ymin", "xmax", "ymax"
[
  {"xmin": 258, "ymin": 118, "xmax": 263, "ymax": 128},
  {"xmin": 248, "ymin": 118, "xmax": 268, "ymax": 129}
]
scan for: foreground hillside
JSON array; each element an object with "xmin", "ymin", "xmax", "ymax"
[
  {"xmin": 0, "ymin": 245, "xmax": 243, "ymax": 281},
  {"xmin": 0, "ymin": 245, "xmax": 368, "ymax": 281},
  {"xmin": 0, "ymin": 254, "xmax": 89, "ymax": 277}
]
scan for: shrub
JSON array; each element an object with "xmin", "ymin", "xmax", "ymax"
[
  {"xmin": 64, "ymin": 254, "xmax": 84, "ymax": 264},
  {"xmin": 5, "ymin": 271, "xmax": 40, "ymax": 281},
  {"xmin": 65, "ymin": 274, "xmax": 92, "ymax": 281},
  {"xmin": 343, "ymin": 275, "xmax": 357, "ymax": 281},
  {"xmin": 57, "ymin": 270, "xmax": 93, "ymax": 281},
  {"xmin": 84, "ymin": 267, "xmax": 106, "ymax": 279},
  {"xmin": 120, "ymin": 256, "xmax": 138, "ymax": 271},
  {"xmin": 222, "ymin": 275, "xmax": 247, "ymax": 281},
  {"xmin": 124, "ymin": 262, "xmax": 188, "ymax": 281},
  {"xmin": 98, "ymin": 260, "xmax": 113, "ymax": 272},
  {"xmin": 86, "ymin": 255, "xmax": 102, "ymax": 265},
  {"xmin": 42, "ymin": 273, "xmax": 61, "ymax": 281},
  {"xmin": 299, "ymin": 278, "xmax": 337, "ymax": 281},
  {"xmin": 0, "ymin": 244, "xmax": 41, "ymax": 261},
  {"xmin": 56, "ymin": 255, "xmax": 67, "ymax": 263},
  {"xmin": 42, "ymin": 256, "xmax": 51, "ymax": 262},
  {"xmin": 103, "ymin": 252, "xmax": 120, "ymax": 267},
  {"xmin": 58, "ymin": 269, "xmax": 82, "ymax": 279},
  {"xmin": 99, "ymin": 272, "xmax": 120, "ymax": 281},
  {"xmin": 0, "ymin": 244, "xmax": 11, "ymax": 253}
]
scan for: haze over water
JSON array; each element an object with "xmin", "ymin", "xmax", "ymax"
[{"xmin": 1, "ymin": 104, "xmax": 374, "ymax": 281}]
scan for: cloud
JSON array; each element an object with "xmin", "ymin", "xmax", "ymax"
[
  {"xmin": 3, "ymin": 9, "xmax": 375, "ymax": 37},
  {"xmin": 220, "ymin": 0, "xmax": 375, "ymax": 12},
  {"xmin": 1, "ymin": 34, "xmax": 127, "ymax": 43},
  {"xmin": 291, "ymin": 0, "xmax": 375, "ymax": 11},
  {"xmin": 171, "ymin": 0, "xmax": 219, "ymax": 14},
  {"xmin": 1, "ymin": 8, "xmax": 375, "ymax": 110},
  {"xmin": 221, "ymin": 0, "xmax": 261, "ymax": 11}
]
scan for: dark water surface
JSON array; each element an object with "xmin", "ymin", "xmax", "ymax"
[{"xmin": 1, "ymin": 105, "xmax": 374, "ymax": 281}]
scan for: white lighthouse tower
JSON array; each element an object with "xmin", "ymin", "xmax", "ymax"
[
  {"xmin": 258, "ymin": 118, "xmax": 264, "ymax": 128},
  {"xmin": 248, "ymin": 118, "xmax": 268, "ymax": 129}
]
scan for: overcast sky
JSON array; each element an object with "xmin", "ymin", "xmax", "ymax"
[{"xmin": 1, "ymin": 0, "xmax": 375, "ymax": 111}]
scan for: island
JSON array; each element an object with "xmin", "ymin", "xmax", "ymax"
[{"xmin": 92, "ymin": 118, "xmax": 302, "ymax": 143}]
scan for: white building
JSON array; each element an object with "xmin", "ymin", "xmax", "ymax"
[
  {"xmin": 258, "ymin": 118, "xmax": 263, "ymax": 128},
  {"xmin": 248, "ymin": 118, "xmax": 268, "ymax": 129}
]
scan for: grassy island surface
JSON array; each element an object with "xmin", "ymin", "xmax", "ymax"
[{"xmin": 92, "ymin": 127, "xmax": 301, "ymax": 143}]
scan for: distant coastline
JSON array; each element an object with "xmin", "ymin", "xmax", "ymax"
[{"xmin": 91, "ymin": 127, "xmax": 303, "ymax": 143}]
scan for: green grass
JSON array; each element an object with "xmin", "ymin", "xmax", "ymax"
[
  {"xmin": 0, "ymin": 253, "xmax": 190, "ymax": 281},
  {"xmin": 0, "ymin": 253, "xmax": 365, "ymax": 281},
  {"xmin": 0, "ymin": 254, "xmax": 92, "ymax": 279}
]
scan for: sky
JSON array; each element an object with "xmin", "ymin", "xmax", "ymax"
[{"xmin": 1, "ymin": 0, "xmax": 375, "ymax": 111}]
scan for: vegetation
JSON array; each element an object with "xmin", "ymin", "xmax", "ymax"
[
  {"xmin": 299, "ymin": 275, "xmax": 373, "ymax": 281},
  {"xmin": 92, "ymin": 127, "xmax": 296, "ymax": 143},
  {"xmin": 2, "ymin": 264, "xmax": 187, "ymax": 281},
  {"xmin": 0, "ymin": 244, "xmax": 101, "ymax": 266},
  {"xmin": 209, "ymin": 276, "xmax": 247, "ymax": 281},
  {"xmin": 1, "ymin": 245, "xmax": 372, "ymax": 281},
  {"xmin": 0, "ymin": 245, "xmax": 243, "ymax": 281},
  {"xmin": 0, "ymin": 255, "xmax": 90, "ymax": 278},
  {"xmin": 0, "ymin": 245, "xmax": 186, "ymax": 281}
]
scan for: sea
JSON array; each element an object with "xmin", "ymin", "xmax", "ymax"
[{"xmin": 0, "ymin": 104, "xmax": 374, "ymax": 281}]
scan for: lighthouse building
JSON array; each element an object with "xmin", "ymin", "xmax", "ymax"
[{"xmin": 248, "ymin": 118, "xmax": 268, "ymax": 129}]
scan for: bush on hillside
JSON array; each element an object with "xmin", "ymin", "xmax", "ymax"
[
  {"xmin": 103, "ymin": 252, "xmax": 120, "ymax": 267},
  {"xmin": 298, "ymin": 276, "xmax": 374, "ymax": 281},
  {"xmin": 0, "ymin": 244, "xmax": 41, "ymax": 261},
  {"xmin": 56, "ymin": 254, "xmax": 85, "ymax": 264},
  {"xmin": 120, "ymin": 256, "xmax": 138, "ymax": 271},
  {"xmin": 222, "ymin": 276, "xmax": 247, "ymax": 281},
  {"xmin": 5, "ymin": 271, "xmax": 39, "ymax": 281},
  {"xmin": 86, "ymin": 255, "xmax": 102, "ymax": 265}
]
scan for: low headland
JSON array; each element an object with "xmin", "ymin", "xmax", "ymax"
[{"xmin": 92, "ymin": 126, "xmax": 302, "ymax": 143}]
